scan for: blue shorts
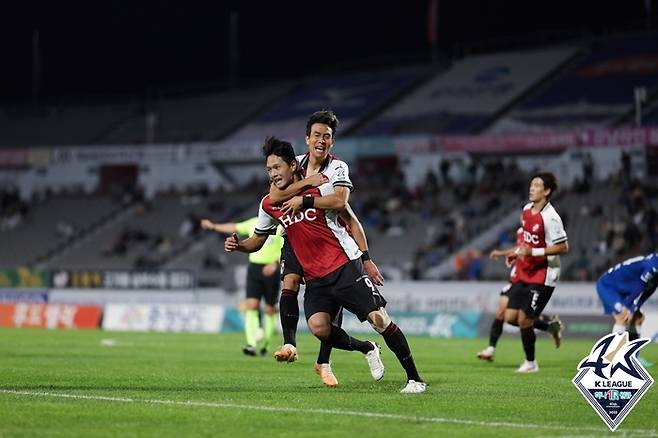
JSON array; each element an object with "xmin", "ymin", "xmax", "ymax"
[{"xmin": 596, "ymin": 279, "xmax": 623, "ymax": 315}]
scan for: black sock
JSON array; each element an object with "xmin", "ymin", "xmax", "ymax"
[
  {"xmin": 317, "ymin": 308, "xmax": 344, "ymax": 364},
  {"xmin": 316, "ymin": 342, "xmax": 332, "ymax": 364},
  {"xmin": 489, "ymin": 319, "xmax": 504, "ymax": 348},
  {"xmin": 382, "ymin": 323, "xmax": 422, "ymax": 382},
  {"xmin": 327, "ymin": 324, "xmax": 372, "ymax": 354},
  {"xmin": 279, "ymin": 289, "xmax": 299, "ymax": 346},
  {"xmin": 533, "ymin": 319, "xmax": 549, "ymax": 331},
  {"xmin": 520, "ymin": 327, "xmax": 536, "ymax": 361}
]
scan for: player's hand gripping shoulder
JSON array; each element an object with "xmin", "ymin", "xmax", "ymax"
[
  {"xmin": 281, "ymin": 196, "xmax": 304, "ymax": 216},
  {"xmin": 307, "ymin": 173, "xmax": 329, "ymax": 187}
]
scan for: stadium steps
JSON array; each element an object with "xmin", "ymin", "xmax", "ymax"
[
  {"xmin": 612, "ymin": 84, "xmax": 658, "ymax": 127},
  {"xmin": 477, "ymin": 46, "xmax": 584, "ymax": 134},
  {"xmin": 159, "ymin": 199, "xmax": 254, "ymax": 269},
  {"xmin": 343, "ymin": 65, "xmax": 440, "ymax": 137},
  {"xmin": 161, "ymin": 201, "xmax": 255, "ymax": 289},
  {"xmin": 33, "ymin": 198, "xmax": 140, "ymax": 268},
  {"xmin": 212, "ymin": 81, "xmax": 299, "ymax": 142},
  {"xmin": 423, "ymin": 197, "xmax": 523, "ymax": 280}
]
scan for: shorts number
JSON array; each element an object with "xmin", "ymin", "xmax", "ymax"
[
  {"xmin": 530, "ymin": 291, "xmax": 539, "ymax": 310},
  {"xmin": 364, "ymin": 277, "xmax": 376, "ymax": 291}
]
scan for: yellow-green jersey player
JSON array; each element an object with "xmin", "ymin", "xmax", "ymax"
[{"xmin": 201, "ymin": 216, "xmax": 283, "ymax": 356}]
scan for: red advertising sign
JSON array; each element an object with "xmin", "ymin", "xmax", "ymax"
[{"xmin": 0, "ymin": 303, "xmax": 102, "ymax": 329}]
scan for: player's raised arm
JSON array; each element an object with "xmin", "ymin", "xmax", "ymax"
[
  {"xmin": 200, "ymin": 219, "xmax": 237, "ymax": 234},
  {"xmin": 338, "ymin": 203, "xmax": 384, "ymax": 286},
  {"xmin": 269, "ymin": 173, "xmax": 327, "ymax": 204}
]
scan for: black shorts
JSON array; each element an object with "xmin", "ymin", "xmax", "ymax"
[
  {"xmin": 500, "ymin": 283, "xmax": 512, "ymax": 297},
  {"xmin": 246, "ymin": 262, "xmax": 280, "ymax": 306},
  {"xmin": 304, "ymin": 259, "xmax": 387, "ymax": 322},
  {"xmin": 506, "ymin": 282, "xmax": 554, "ymax": 318},
  {"xmin": 280, "ymin": 237, "xmax": 304, "ymax": 282}
]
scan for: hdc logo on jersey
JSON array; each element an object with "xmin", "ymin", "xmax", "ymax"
[
  {"xmin": 279, "ymin": 209, "xmax": 317, "ymax": 228},
  {"xmin": 572, "ymin": 333, "xmax": 654, "ymax": 431},
  {"xmin": 523, "ymin": 230, "xmax": 540, "ymax": 245}
]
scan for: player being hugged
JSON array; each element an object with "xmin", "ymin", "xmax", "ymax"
[{"xmin": 225, "ymin": 136, "xmax": 426, "ymax": 393}]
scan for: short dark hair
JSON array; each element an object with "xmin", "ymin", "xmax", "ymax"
[
  {"xmin": 262, "ymin": 136, "xmax": 296, "ymax": 165},
  {"xmin": 532, "ymin": 172, "xmax": 559, "ymax": 198},
  {"xmin": 306, "ymin": 110, "xmax": 339, "ymax": 137}
]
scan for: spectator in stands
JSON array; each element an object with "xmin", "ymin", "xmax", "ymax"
[
  {"xmin": 465, "ymin": 249, "xmax": 484, "ymax": 280},
  {"xmin": 582, "ymin": 152, "xmax": 594, "ymax": 188},
  {"xmin": 621, "ymin": 150, "xmax": 632, "ymax": 184},
  {"xmin": 55, "ymin": 221, "xmax": 76, "ymax": 239},
  {"xmin": 573, "ymin": 248, "xmax": 592, "ymax": 281},
  {"xmin": 440, "ymin": 158, "xmax": 451, "ymax": 186}
]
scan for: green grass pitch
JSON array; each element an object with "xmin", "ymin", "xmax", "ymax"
[{"xmin": 0, "ymin": 328, "xmax": 656, "ymax": 437}]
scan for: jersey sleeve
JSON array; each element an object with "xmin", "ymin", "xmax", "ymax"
[
  {"xmin": 545, "ymin": 211, "xmax": 568, "ymax": 245},
  {"xmin": 235, "ymin": 217, "xmax": 257, "ymax": 237},
  {"xmin": 327, "ymin": 160, "xmax": 353, "ymax": 192},
  {"xmin": 254, "ymin": 199, "xmax": 278, "ymax": 236}
]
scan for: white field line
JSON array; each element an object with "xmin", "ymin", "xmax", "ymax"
[{"xmin": 1, "ymin": 389, "xmax": 656, "ymax": 436}]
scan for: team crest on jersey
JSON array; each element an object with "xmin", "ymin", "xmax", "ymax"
[
  {"xmin": 572, "ymin": 333, "xmax": 654, "ymax": 431},
  {"xmin": 532, "ymin": 223, "xmax": 540, "ymax": 232}
]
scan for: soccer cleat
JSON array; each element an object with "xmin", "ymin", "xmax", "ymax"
[
  {"xmin": 547, "ymin": 316, "xmax": 563, "ymax": 348},
  {"xmin": 273, "ymin": 344, "xmax": 298, "ymax": 362},
  {"xmin": 516, "ymin": 360, "xmax": 539, "ymax": 373},
  {"xmin": 365, "ymin": 341, "xmax": 385, "ymax": 381},
  {"xmin": 477, "ymin": 347, "xmax": 495, "ymax": 362},
  {"xmin": 400, "ymin": 380, "xmax": 427, "ymax": 394},
  {"xmin": 314, "ymin": 363, "xmax": 338, "ymax": 387},
  {"xmin": 242, "ymin": 345, "xmax": 257, "ymax": 356}
]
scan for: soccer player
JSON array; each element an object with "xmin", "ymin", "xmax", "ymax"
[
  {"xmin": 477, "ymin": 227, "xmax": 563, "ymax": 362},
  {"xmin": 266, "ymin": 110, "xmax": 384, "ymax": 388},
  {"xmin": 200, "ymin": 217, "xmax": 283, "ymax": 356},
  {"xmin": 596, "ymin": 252, "xmax": 658, "ymax": 366},
  {"xmin": 504, "ymin": 172, "xmax": 569, "ymax": 373},
  {"xmin": 226, "ymin": 136, "xmax": 426, "ymax": 393}
]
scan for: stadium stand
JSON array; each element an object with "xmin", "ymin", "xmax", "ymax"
[
  {"xmin": 0, "ymin": 193, "xmax": 127, "ymax": 266},
  {"xmin": 355, "ymin": 47, "xmax": 576, "ymax": 135},
  {"xmin": 46, "ymin": 186, "xmax": 257, "ymax": 272},
  {"xmin": 490, "ymin": 33, "xmax": 658, "ymax": 132},
  {"xmin": 0, "ymin": 83, "xmax": 295, "ymax": 148},
  {"xmin": 1, "ymin": 32, "xmax": 656, "ymax": 288},
  {"xmin": 225, "ymin": 67, "xmax": 426, "ymax": 142},
  {"xmin": 0, "ymin": 104, "xmax": 135, "ymax": 147},
  {"xmin": 98, "ymin": 83, "xmax": 295, "ymax": 144}
]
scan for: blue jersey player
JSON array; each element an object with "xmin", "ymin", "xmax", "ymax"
[{"xmin": 596, "ymin": 253, "xmax": 658, "ymax": 347}]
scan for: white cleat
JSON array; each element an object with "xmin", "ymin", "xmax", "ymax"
[
  {"xmin": 516, "ymin": 360, "xmax": 539, "ymax": 373},
  {"xmin": 477, "ymin": 347, "xmax": 495, "ymax": 362},
  {"xmin": 400, "ymin": 380, "xmax": 427, "ymax": 394},
  {"xmin": 365, "ymin": 341, "xmax": 385, "ymax": 381}
]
